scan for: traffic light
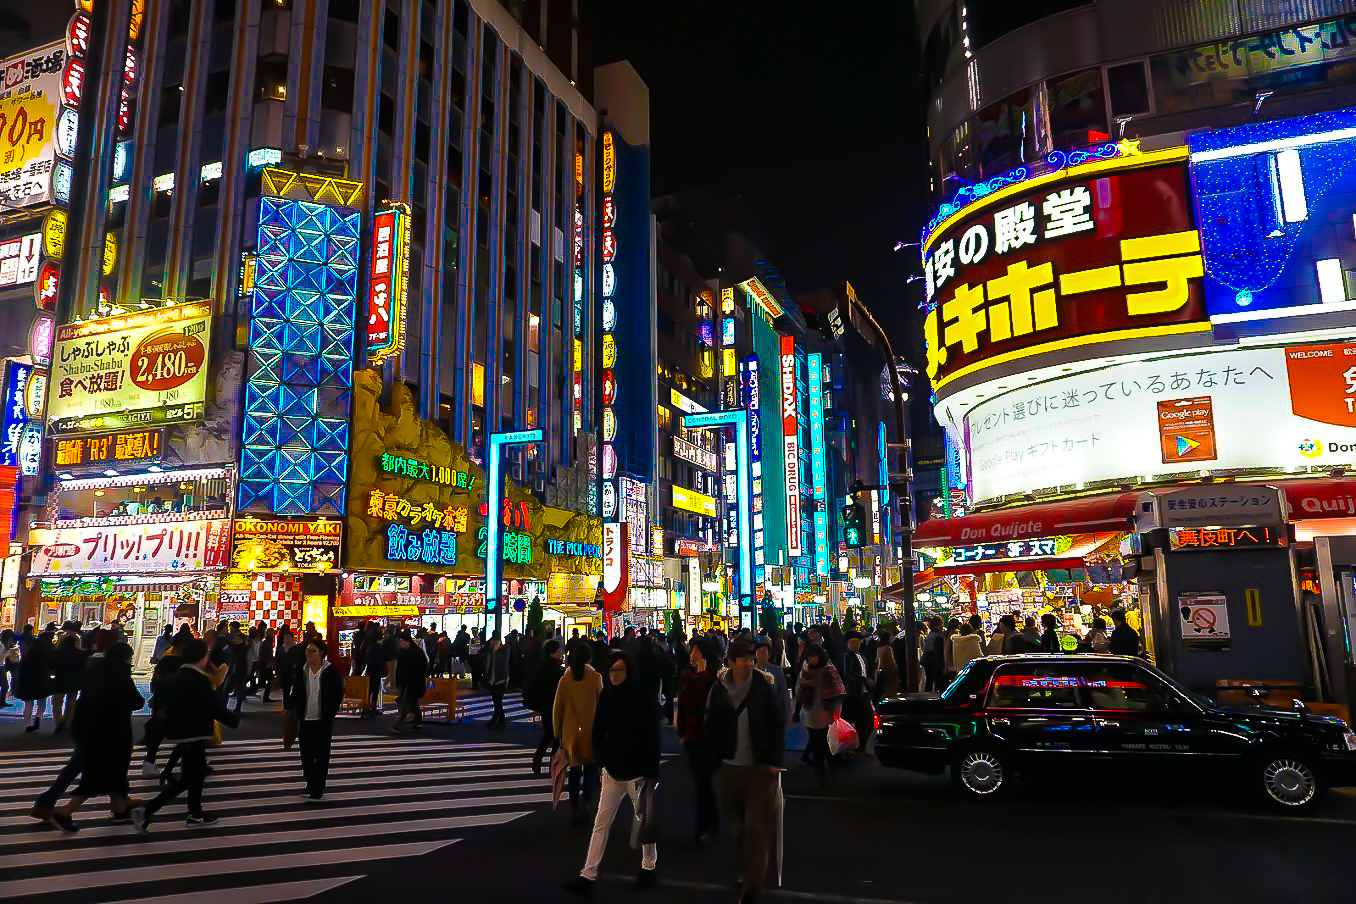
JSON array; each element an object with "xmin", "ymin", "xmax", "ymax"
[{"xmin": 842, "ymin": 501, "xmax": 867, "ymax": 548}]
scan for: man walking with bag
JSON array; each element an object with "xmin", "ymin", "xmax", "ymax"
[
  {"xmin": 291, "ymin": 637, "xmax": 343, "ymax": 801},
  {"xmin": 705, "ymin": 641, "xmax": 785, "ymax": 904}
]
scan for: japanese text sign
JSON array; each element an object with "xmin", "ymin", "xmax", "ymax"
[
  {"xmin": 0, "ymin": 361, "xmax": 30, "ymax": 468},
  {"xmin": 923, "ymin": 155, "xmax": 1207, "ymax": 389},
  {"xmin": 366, "ymin": 204, "xmax": 409, "ymax": 363},
  {"xmin": 48, "ymin": 301, "xmax": 211, "ymax": 434},
  {"xmin": 52, "ymin": 428, "xmax": 162, "ymax": 469},
  {"xmin": 0, "ymin": 42, "xmax": 63, "ymax": 210},
  {"xmin": 31, "ymin": 519, "xmax": 230, "ymax": 575}
]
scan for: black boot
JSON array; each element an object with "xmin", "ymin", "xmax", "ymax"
[
  {"xmin": 24, "ymin": 717, "xmax": 39, "ymax": 733},
  {"xmin": 633, "ymin": 868, "xmax": 656, "ymax": 891},
  {"xmin": 561, "ymin": 876, "xmax": 594, "ymax": 897}
]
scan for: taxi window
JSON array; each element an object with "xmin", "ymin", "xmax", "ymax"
[
  {"xmin": 987, "ymin": 665, "xmax": 1084, "ymax": 709},
  {"xmin": 1084, "ymin": 664, "xmax": 1180, "ymax": 712}
]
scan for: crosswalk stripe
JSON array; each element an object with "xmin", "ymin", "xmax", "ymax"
[
  {"xmin": 0, "ymin": 743, "xmax": 532, "ymax": 773},
  {"xmin": 97, "ymin": 876, "xmax": 362, "ymax": 904},
  {"xmin": 0, "ymin": 811, "xmax": 526, "ymax": 870},
  {"xmin": 0, "ymin": 738, "xmax": 515, "ymax": 764},
  {"xmin": 0, "ymin": 773, "xmax": 547, "ymax": 827},
  {"xmin": 0, "ymin": 794, "xmax": 552, "ymax": 847},
  {"xmin": 0, "ymin": 840, "xmax": 457, "ymax": 899},
  {"xmin": 0, "ymin": 751, "xmax": 534, "ymax": 791}
]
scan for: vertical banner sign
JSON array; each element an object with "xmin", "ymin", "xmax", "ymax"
[
  {"xmin": 602, "ymin": 521, "xmax": 629, "ymax": 611},
  {"xmin": 0, "ymin": 361, "xmax": 32, "ymax": 468},
  {"xmin": 0, "ymin": 42, "xmax": 63, "ymax": 211},
  {"xmin": 744, "ymin": 356, "xmax": 765, "ymax": 597},
  {"xmin": 601, "ymin": 131, "xmax": 619, "ymax": 522},
  {"xmin": 366, "ymin": 203, "xmax": 410, "ymax": 363},
  {"xmin": 573, "ymin": 152, "xmax": 585, "ymax": 432},
  {"xmin": 808, "ymin": 352, "xmax": 829, "ymax": 577},
  {"xmin": 780, "ymin": 335, "xmax": 802, "ymax": 557}
]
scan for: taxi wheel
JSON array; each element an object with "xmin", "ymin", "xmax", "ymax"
[
  {"xmin": 951, "ymin": 743, "xmax": 1011, "ymax": 799},
  {"xmin": 1253, "ymin": 750, "xmax": 1324, "ymax": 810}
]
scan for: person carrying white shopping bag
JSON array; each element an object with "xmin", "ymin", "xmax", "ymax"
[{"xmin": 562, "ymin": 651, "xmax": 661, "ymax": 897}]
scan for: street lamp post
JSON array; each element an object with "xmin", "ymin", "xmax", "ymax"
[{"xmin": 485, "ymin": 428, "xmax": 543, "ymax": 639}]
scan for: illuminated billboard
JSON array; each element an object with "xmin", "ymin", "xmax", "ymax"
[
  {"xmin": 922, "ymin": 148, "xmax": 1209, "ymax": 392},
  {"xmin": 366, "ymin": 202, "xmax": 409, "ymax": 363},
  {"xmin": 962, "ymin": 342, "xmax": 1356, "ymax": 504},
  {"xmin": 49, "ymin": 302, "xmax": 211, "ymax": 434},
  {"xmin": 780, "ymin": 335, "xmax": 802, "ymax": 558},
  {"xmin": 1189, "ymin": 106, "xmax": 1356, "ymax": 328},
  {"xmin": 0, "ymin": 42, "xmax": 64, "ymax": 210}
]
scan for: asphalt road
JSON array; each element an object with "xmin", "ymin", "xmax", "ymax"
[{"xmin": 3, "ymin": 697, "xmax": 1355, "ymax": 903}]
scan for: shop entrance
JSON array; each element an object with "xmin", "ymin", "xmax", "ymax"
[{"xmin": 1313, "ymin": 536, "xmax": 1356, "ymax": 711}]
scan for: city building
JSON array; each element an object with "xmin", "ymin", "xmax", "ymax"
[
  {"xmin": 4, "ymin": 1, "xmax": 623, "ymax": 652},
  {"xmin": 914, "ymin": 1, "xmax": 1356, "ymax": 697}
]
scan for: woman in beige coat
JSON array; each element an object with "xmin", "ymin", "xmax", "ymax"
[{"xmin": 553, "ymin": 643, "xmax": 603, "ymax": 824}]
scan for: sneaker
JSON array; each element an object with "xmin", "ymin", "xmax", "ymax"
[
  {"xmin": 561, "ymin": 876, "xmax": 595, "ymax": 897},
  {"xmin": 633, "ymin": 868, "xmax": 656, "ymax": 891},
  {"xmin": 109, "ymin": 812, "xmax": 134, "ymax": 826},
  {"xmin": 390, "ymin": 723, "xmax": 402, "ymax": 734},
  {"xmin": 141, "ymin": 761, "xmax": 159, "ymax": 777},
  {"xmin": 304, "ymin": 793, "xmax": 323, "ymax": 803},
  {"xmin": 410, "ymin": 723, "xmax": 423, "ymax": 731},
  {"xmin": 132, "ymin": 807, "xmax": 150, "ymax": 834},
  {"xmin": 47, "ymin": 812, "xmax": 78, "ymax": 834},
  {"xmin": 185, "ymin": 812, "xmax": 219, "ymax": 828}
]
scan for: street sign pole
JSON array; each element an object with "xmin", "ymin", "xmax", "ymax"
[{"xmin": 486, "ymin": 428, "xmax": 543, "ymax": 639}]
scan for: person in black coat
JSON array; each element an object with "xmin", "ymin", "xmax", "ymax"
[
  {"xmin": 141, "ymin": 637, "xmax": 188, "ymax": 774},
  {"xmin": 134, "ymin": 639, "xmax": 240, "ymax": 832},
  {"xmin": 226, "ymin": 629, "xmax": 250, "ymax": 713},
  {"xmin": 49, "ymin": 632, "xmax": 86, "ymax": 734},
  {"xmin": 14, "ymin": 630, "xmax": 54, "ymax": 732},
  {"xmin": 291, "ymin": 637, "xmax": 344, "ymax": 800},
  {"xmin": 563, "ymin": 651, "xmax": 660, "ymax": 896},
  {"xmin": 45, "ymin": 643, "xmax": 145, "ymax": 833},
  {"xmin": 525, "ymin": 639, "xmax": 565, "ymax": 774},
  {"xmin": 391, "ymin": 631, "xmax": 428, "ymax": 732},
  {"xmin": 590, "ymin": 630, "xmax": 610, "ymax": 677}
]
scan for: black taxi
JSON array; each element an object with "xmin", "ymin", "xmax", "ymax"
[{"xmin": 875, "ymin": 654, "xmax": 1356, "ymax": 810}]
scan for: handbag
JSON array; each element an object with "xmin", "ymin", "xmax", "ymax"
[
  {"xmin": 282, "ymin": 710, "xmax": 297, "ymax": 750},
  {"xmin": 208, "ymin": 720, "xmax": 223, "ymax": 748}
]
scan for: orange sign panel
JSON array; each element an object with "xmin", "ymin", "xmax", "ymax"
[{"xmin": 1285, "ymin": 343, "xmax": 1356, "ymax": 428}]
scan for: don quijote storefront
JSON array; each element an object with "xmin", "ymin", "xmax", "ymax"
[
  {"xmin": 918, "ymin": 109, "xmax": 1356, "ymax": 708},
  {"xmin": 30, "ymin": 301, "xmax": 236, "ymax": 671},
  {"xmin": 335, "ymin": 372, "xmax": 602, "ymax": 668}
]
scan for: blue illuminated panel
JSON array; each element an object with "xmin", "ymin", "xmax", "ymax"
[
  {"xmin": 1189, "ymin": 106, "xmax": 1356, "ymax": 324},
  {"xmin": 239, "ymin": 195, "xmax": 361, "ymax": 515}
]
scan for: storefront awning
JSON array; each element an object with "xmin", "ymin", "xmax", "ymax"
[
  {"xmin": 913, "ymin": 492, "xmax": 1139, "ymax": 548},
  {"xmin": 1279, "ymin": 478, "xmax": 1356, "ymax": 521}
]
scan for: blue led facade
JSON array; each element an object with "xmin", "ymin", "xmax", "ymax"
[
  {"xmin": 239, "ymin": 172, "xmax": 362, "ymax": 516},
  {"xmin": 1189, "ymin": 106, "xmax": 1356, "ymax": 320}
]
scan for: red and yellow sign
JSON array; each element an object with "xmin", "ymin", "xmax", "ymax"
[
  {"xmin": 53, "ymin": 428, "xmax": 163, "ymax": 469},
  {"xmin": 922, "ymin": 149, "xmax": 1209, "ymax": 390},
  {"xmin": 366, "ymin": 203, "xmax": 410, "ymax": 363},
  {"xmin": 230, "ymin": 518, "xmax": 342, "ymax": 572},
  {"xmin": 1157, "ymin": 396, "xmax": 1217, "ymax": 464}
]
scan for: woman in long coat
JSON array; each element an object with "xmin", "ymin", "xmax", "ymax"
[
  {"xmin": 14, "ymin": 631, "xmax": 54, "ymax": 732},
  {"xmin": 46, "ymin": 643, "xmax": 145, "ymax": 832},
  {"xmin": 553, "ymin": 642, "xmax": 603, "ymax": 824}
]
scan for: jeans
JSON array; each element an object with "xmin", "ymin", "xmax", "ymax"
[
  {"xmin": 717, "ymin": 765, "xmax": 778, "ymax": 891},
  {"xmin": 580, "ymin": 772, "xmax": 657, "ymax": 880},
  {"xmin": 298, "ymin": 719, "xmax": 333, "ymax": 797},
  {"xmin": 22, "ymin": 697, "xmax": 48, "ymax": 721},
  {"xmin": 146, "ymin": 741, "xmax": 208, "ymax": 818},
  {"xmin": 568, "ymin": 764, "xmax": 599, "ymax": 810},
  {"xmin": 488, "ymin": 683, "xmax": 506, "ymax": 726},
  {"xmin": 682, "ymin": 739, "xmax": 718, "ymax": 837},
  {"xmin": 142, "ymin": 710, "xmax": 165, "ymax": 763},
  {"xmin": 33, "ymin": 746, "xmax": 85, "ymax": 812}
]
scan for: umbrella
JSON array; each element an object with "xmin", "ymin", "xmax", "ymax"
[
  {"xmin": 773, "ymin": 770, "xmax": 785, "ymax": 887},
  {"xmin": 549, "ymin": 749, "xmax": 568, "ymax": 810}
]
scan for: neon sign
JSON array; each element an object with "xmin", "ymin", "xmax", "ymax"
[
  {"xmin": 601, "ymin": 130, "xmax": 620, "ymax": 520},
  {"xmin": 808, "ymin": 352, "xmax": 829, "ymax": 577},
  {"xmin": 780, "ymin": 335, "xmax": 802, "ymax": 558},
  {"xmin": 378, "ymin": 454, "xmax": 476, "ymax": 489},
  {"xmin": 367, "ymin": 202, "xmax": 410, "ymax": 363}
]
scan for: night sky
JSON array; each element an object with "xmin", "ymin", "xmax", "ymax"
[{"xmin": 596, "ymin": 0, "xmax": 930, "ymax": 363}]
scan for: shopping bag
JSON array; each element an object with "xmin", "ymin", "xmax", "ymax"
[
  {"xmin": 549, "ymin": 749, "xmax": 568, "ymax": 810},
  {"xmin": 282, "ymin": 710, "xmax": 297, "ymax": 750},
  {"xmin": 826, "ymin": 717, "xmax": 858, "ymax": 755},
  {"xmin": 208, "ymin": 720, "xmax": 223, "ymax": 749}
]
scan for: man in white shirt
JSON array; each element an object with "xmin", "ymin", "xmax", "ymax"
[{"xmin": 293, "ymin": 638, "xmax": 343, "ymax": 801}]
